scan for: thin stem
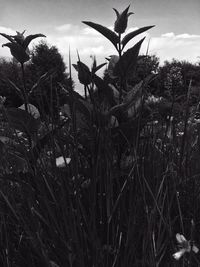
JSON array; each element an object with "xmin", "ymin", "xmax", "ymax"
[
  {"xmin": 179, "ymin": 79, "xmax": 192, "ymax": 178},
  {"xmin": 118, "ymin": 33, "xmax": 123, "ymax": 103},
  {"xmin": 20, "ymin": 63, "xmax": 28, "ymax": 112},
  {"xmin": 20, "ymin": 62, "xmax": 33, "ymax": 149}
]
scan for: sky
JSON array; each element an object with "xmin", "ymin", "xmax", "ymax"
[{"xmin": 0, "ymin": 0, "xmax": 200, "ymax": 90}]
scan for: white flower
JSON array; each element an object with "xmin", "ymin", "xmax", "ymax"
[
  {"xmin": 146, "ymin": 95, "xmax": 163, "ymax": 105},
  {"xmin": 173, "ymin": 233, "xmax": 199, "ymax": 260},
  {"xmin": 56, "ymin": 156, "xmax": 71, "ymax": 168},
  {"xmin": 50, "ymin": 261, "xmax": 60, "ymax": 267},
  {"xmin": 173, "ymin": 248, "xmax": 187, "ymax": 260}
]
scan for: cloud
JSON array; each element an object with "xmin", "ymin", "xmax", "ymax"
[
  {"xmin": 176, "ymin": 33, "xmax": 200, "ymax": 39},
  {"xmin": 82, "ymin": 27, "xmax": 101, "ymax": 36},
  {"xmin": 0, "ymin": 26, "xmax": 16, "ymax": 35},
  {"xmin": 149, "ymin": 32, "xmax": 200, "ymax": 63},
  {"xmin": 161, "ymin": 32, "xmax": 200, "ymax": 39},
  {"xmin": 55, "ymin": 24, "xmax": 73, "ymax": 33},
  {"xmin": 161, "ymin": 32, "xmax": 175, "ymax": 38},
  {"xmin": 79, "ymin": 45, "xmax": 105, "ymax": 55}
]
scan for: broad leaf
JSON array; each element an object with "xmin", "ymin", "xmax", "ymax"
[
  {"xmin": 113, "ymin": 37, "xmax": 145, "ymax": 77},
  {"xmin": 82, "ymin": 21, "xmax": 119, "ymax": 49},
  {"xmin": 122, "ymin": 25, "xmax": 155, "ymax": 49}
]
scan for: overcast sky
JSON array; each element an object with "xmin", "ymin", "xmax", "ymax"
[{"xmin": 0, "ymin": 0, "xmax": 200, "ymax": 90}]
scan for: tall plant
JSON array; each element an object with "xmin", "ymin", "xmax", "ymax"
[
  {"xmin": 0, "ymin": 30, "xmax": 46, "ymax": 111},
  {"xmin": 82, "ymin": 5, "xmax": 154, "ymax": 101}
]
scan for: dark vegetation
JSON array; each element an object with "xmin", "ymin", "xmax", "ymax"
[{"xmin": 0, "ymin": 5, "xmax": 200, "ymax": 267}]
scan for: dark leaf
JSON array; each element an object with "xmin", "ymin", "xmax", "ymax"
[
  {"xmin": 82, "ymin": 21, "xmax": 119, "ymax": 48},
  {"xmin": 0, "ymin": 33, "xmax": 15, "ymax": 43},
  {"xmin": 122, "ymin": 25, "xmax": 155, "ymax": 49},
  {"xmin": 22, "ymin": 34, "xmax": 46, "ymax": 49},
  {"xmin": 113, "ymin": 37, "xmax": 145, "ymax": 77},
  {"xmin": 92, "ymin": 62, "xmax": 107, "ymax": 73}
]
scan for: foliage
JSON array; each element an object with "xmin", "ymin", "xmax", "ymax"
[
  {"xmin": 0, "ymin": 58, "xmax": 23, "ymax": 107},
  {"xmin": 155, "ymin": 59, "xmax": 200, "ymax": 100},
  {"xmin": 26, "ymin": 41, "xmax": 71, "ymax": 117},
  {"xmin": 0, "ymin": 30, "xmax": 46, "ymax": 64},
  {"xmin": 29, "ymin": 41, "xmax": 68, "ymax": 84},
  {"xmin": 0, "ymin": 5, "xmax": 200, "ymax": 267},
  {"xmin": 0, "ymin": 41, "xmax": 72, "ymax": 117}
]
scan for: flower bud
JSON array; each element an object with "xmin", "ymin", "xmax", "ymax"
[
  {"xmin": 113, "ymin": 5, "xmax": 133, "ymax": 34},
  {"xmin": 77, "ymin": 61, "xmax": 91, "ymax": 86},
  {"xmin": 2, "ymin": 43, "xmax": 30, "ymax": 63}
]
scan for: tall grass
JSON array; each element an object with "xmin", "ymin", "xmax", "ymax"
[{"xmin": 0, "ymin": 5, "xmax": 200, "ymax": 267}]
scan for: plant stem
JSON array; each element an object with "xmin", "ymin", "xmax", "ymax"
[
  {"xmin": 20, "ymin": 63, "xmax": 28, "ymax": 112},
  {"xmin": 179, "ymin": 79, "xmax": 192, "ymax": 177},
  {"xmin": 118, "ymin": 33, "xmax": 123, "ymax": 104}
]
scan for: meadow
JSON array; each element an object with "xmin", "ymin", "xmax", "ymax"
[{"xmin": 0, "ymin": 5, "xmax": 200, "ymax": 267}]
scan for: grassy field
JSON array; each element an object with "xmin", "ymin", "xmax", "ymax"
[{"xmin": 0, "ymin": 5, "xmax": 200, "ymax": 267}]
